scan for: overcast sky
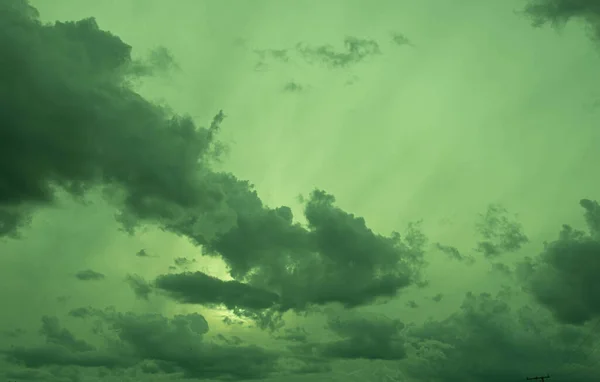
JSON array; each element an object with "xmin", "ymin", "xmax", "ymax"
[{"xmin": 2, "ymin": 0, "xmax": 600, "ymax": 381}]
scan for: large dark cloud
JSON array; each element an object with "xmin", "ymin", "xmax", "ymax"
[
  {"xmin": 160, "ymin": 189, "xmax": 425, "ymax": 314},
  {"xmin": 155, "ymin": 271, "xmax": 280, "ymax": 310},
  {"xmin": 524, "ymin": 0, "xmax": 600, "ymax": 40},
  {"xmin": 319, "ymin": 314, "xmax": 407, "ymax": 360},
  {"xmin": 520, "ymin": 199, "xmax": 600, "ymax": 325},
  {"xmin": 39, "ymin": 316, "xmax": 94, "ymax": 352},
  {"xmin": 3, "ymin": 312, "xmax": 299, "ymax": 380},
  {"xmin": 404, "ymin": 291, "xmax": 600, "ymax": 382},
  {"xmin": 0, "ymin": 0, "xmax": 424, "ymax": 317}
]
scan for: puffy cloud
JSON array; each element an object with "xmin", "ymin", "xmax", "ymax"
[
  {"xmin": 520, "ymin": 199, "xmax": 600, "ymax": 325},
  {"xmin": 404, "ymin": 291, "xmax": 600, "ymax": 382},
  {"xmin": 2, "ymin": 311, "xmax": 290, "ymax": 380},
  {"xmin": 0, "ymin": 0, "xmax": 424, "ymax": 319},
  {"xmin": 524, "ymin": 0, "xmax": 600, "ymax": 40}
]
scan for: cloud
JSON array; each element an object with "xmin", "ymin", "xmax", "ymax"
[
  {"xmin": 39, "ymin": 316, "xmax": 95, "ymax": 352},
  {"xmin": 519, "ymin": 199, "xmax": 600, "ymax": 325},
  {"xmin": 434, "ymin": 242, "xmax": 474, "ymax": 263},
  {"xmin": 475, "ymin": 204, "xmax": 528, "ymax": 257},
  {"xmin": 404, "ymin": 291, "xmax": 600, "ymax": 382},
  {"xmin": 390, "ymin": 32, "xmax": 413, "ymax": 47},
  {"xmin": 0, "ymin": 0, "xmax": 225, "ymax": 238},
  {"xmin": 155, "ymin": 271, "xmax": 281, "ymax": 310},
  {"xmin": 253, "ymin": 36, "xmax": 387, "ymax": 71},
  {"xmin": 74, "ymin": 270, "xmax": 105, "ymax": 281},
  {"xmin": 173, "ymin": 256, "xmax": 193, "ymax": 267},
  {"xmin": 283, "ymin": 81, "xmax": 304, "ymax": 92},
  {"xmin": 3, "ymin": 311, "xmax": 299, "ymax": 380},
  {"xmin": 296, "ymin": 37, "xmax": 381, "ymax": 68},
  {"xmin": 523, "ymin": 0, "xmax": 600, "ymax": 40},
  {"xmin": 0, "ymin": 0, "xmax": 424, "ymax": 320},
  {"xmin": 318, "ymin": 314, "xmax": 407, "ymax": 360},
  {"xmin": 135, "ymin": 249, "xmax": 150, "ymax": 257},
  {"xmin": 125, "ymin": 274, "xmax": 153, "ymax": 300}
]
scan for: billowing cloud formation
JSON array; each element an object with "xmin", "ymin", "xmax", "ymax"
[
  {"xmin": 0, "ymin": 0, "xmax": 424, "ymax": 317},
  {"xmin": 524, "ymin": 0, "xmax": 600, "ymax": 40},
  {"xmin": 520, "ymin": 199, "xmax": 600, "ymax": 325},
  {"xmin": 404, "ymin": 291, "xmax": 600, "ymax": 382},
  {"xmin": 39, "ymin": 316, "xmax": 94, "ymax": 352},
  {"xmin": 320, "ymin": 315, "xmax": 407, "ymax": 360},
  {"xmin": 0, "ymin": 0, "xmax": 224, "ymax": 237},
  {"xmin": 155, "ymin": 271, "xmax": 280, "ymax": 310},
  {"xmin": 4, "ymin": 312, "xmax": 288, "ymax": 380}
]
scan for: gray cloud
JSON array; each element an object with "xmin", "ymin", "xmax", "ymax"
[
  {"xmin": 155, "ymin": 271, "xmax": 280, "ymax": 311},
  {"xmin": 524, "ymin": 0, "xmax": 600, "ymax": 40},
  {"xmin": 296, "ymin": 37, "xmax": 381, "ymax": 68},
  {"xmin": 125, "ymin": 274, "xmax": 153, "ymax": 300},
  {"xmin": 74, "ymin": 270, "xmax": 105, "ymax": 281},
  {"xmin": 434, "ymin": 242, "xmax": 474, "ymax": 263},
  {"xmin": 520, "ymin": 199, "xmax": 600, "ymax": 325},
  {"xmin": 404, "ymin": 291, "xmax": 600, "ymax": 382},
  {"xmin": 3, "ymin": 311, "xmax": 302, "ymax": 380},
  {"xmin": 318, "ymin": 314, "xmax": 407, "ymax": 360},
  {"xmin": 0, "ymin": 0, "xmax": 425, "ymax": 321},
  {"xmin": 475, "ymin": 204, "xmax": 528, "ymax": 257}
]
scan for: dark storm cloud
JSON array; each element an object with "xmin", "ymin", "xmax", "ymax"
[
  {"xmin": 40, "ymin": 316, "xmax": 95, "ymax": 352},
  {"xmin": 524, "ymin": 0, "xmax": 600, "ymax": 40},
  {"xmin": 198, "ymin": 190, "xmax": 425, "ymax": 312},
  {"xmin": 475, "ymin": 204, "xmax": 528, "ymax": 257},
  {"xmin": 296, "ymin": 37, "xmax": 381, "ymax": 68},
  {"xmin": 0, "ymin": 0, "xmax": 225, "ymax": 237},
  {"xmin": 1, "ymin": 0, "xmax": 424, "ymax": 320},
  {"xmin": 4, "ymin": 317, "xmax": 128, "ymax": 370},
  {"xmin": 520, "ymin": 199, "xmax": 600, "ymax": 325},
  {"xmin": 155, "ymin": 271, "xmax": 280, "ymax": 310},
  {"xmin": 318, "ymin": 314, "xmax": 407, "ymax": 360},
  {"xmin": 4, "ymin": 311, "xmax": 310, "ymax": 380},
  {"xmin": 404, "ymin": 291, "xmax": 600, "ymax": 382},
  {"xmin": 74, "ymin": 270, "xmax": 105, "ymax": 281}
]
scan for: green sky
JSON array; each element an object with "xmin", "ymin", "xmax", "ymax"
[{"xmin": 2, "ymin": 0, "xmax": 600, "ymax": 381}]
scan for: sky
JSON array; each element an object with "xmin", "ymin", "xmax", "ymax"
[{"xmin": 2, "ymin": 0, "xmax": 600, "ymax": 381}]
